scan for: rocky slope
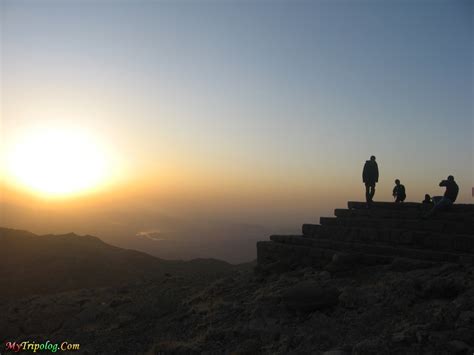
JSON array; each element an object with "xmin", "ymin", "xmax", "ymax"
[
  {"xmin": 2, "ymin": 255, "xmax": 474, "ymax": 354},
  {"xmin": 0, "ymin": 227, "xmax": 239, "ymax": 301},
  {"xmin": 2, "ymin": 226, "xmax": 474, "ymax": 354},
  {"xmin": 148, "ymin": 259, "xmax": 474, "ymax": 354}
]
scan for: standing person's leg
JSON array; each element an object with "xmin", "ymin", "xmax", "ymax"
[
  {"xmin": 369, "ymin": 184, "xmax": 376, "ymax": 202},
  {"xmin": 365, "ymin": 183, "xmax": 371, "ymax": 203}
]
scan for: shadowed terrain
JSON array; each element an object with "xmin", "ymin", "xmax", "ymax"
[
  {"xmin": 0, "ymin": 227, "xmax": 241, "ymax": 302},
  {"xmin": 2, "ymin": 204, "xmax": 474, "ymax": 354}
]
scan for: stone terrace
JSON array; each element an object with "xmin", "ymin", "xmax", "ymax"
[{"xmin": 257, "ymin": 201, "xmax": 474, "ymax": 270}]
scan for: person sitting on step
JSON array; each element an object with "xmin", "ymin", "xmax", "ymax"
[
  {"xmin": 422, "ymin": 194, "xmax": 432, "ymax": 204},
  {"xmin": 392, "ymin": 179, "xmax": 406, "ymax": 203},
  {"xmin": 424, "ymin": 175, "xmax": 459, "ymax": 218}
]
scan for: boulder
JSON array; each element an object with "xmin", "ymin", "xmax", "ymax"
[
  {"xmin": 281, "ymin": 282, "xmax": 340, "ymax": 312},
  {"xmin": 446, "ymin": 340, "xmax": 470, "ymax": 354},
  {"xmin": 322, "ymin": 351, "xmax": 350, "ymax": 355},
  {"xmin": 256, "ymin": 260, "xmax": 290, "ymax": 275},
  {"xmin": 422, "ymin": 276, "xmax": 466, "ymax": 299},
  {"xmin": 324, "ymin": 253, "xmax": 361, "ymax": 272},
  {"xmin": 352, "ymin": 338, "xmax": 388, "ymax": 355},
  {"xmin": 338, "ymin": 286, "xmax": 379, "ymax": 309},
  {"xmin": 387, "ymin": 257, "xmax": 435, "ymax": 272},
  {"xmin": 234, "ymin": 339, "xmax": 261, "ymax": 353},
  {"xmin": 455, "ymin": 311, "xmax": 474, "ymax": 328}
]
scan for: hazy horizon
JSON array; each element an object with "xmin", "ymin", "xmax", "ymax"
[{"xmin": 1, "ymin": 0, "xmax": 472, "ymax": 263}]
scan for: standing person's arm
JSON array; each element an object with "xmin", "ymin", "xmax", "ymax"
[
  {"xmin": 362, "ymin": 163, "xmax": 367, "ymax": 182},
  {"xmin": 375, "ymin": 163, "xmax": 379, "ymax": 182}
]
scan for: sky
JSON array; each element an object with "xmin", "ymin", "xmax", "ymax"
[{"xmin": 0, "ymin": 0, "xmax": 473, "ymax": 262}]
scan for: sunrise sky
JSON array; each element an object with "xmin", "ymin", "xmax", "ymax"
[{"xmin": 1, "ymin": 0, "xmax": 472, "ymax": 262}]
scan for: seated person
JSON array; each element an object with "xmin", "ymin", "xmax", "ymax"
[
  {"xmin": 425, "ymin": 175, "xmax": 459, "ymax": 217},
  {"xmin": 392, "ymin": 179, "xmax": 406, "ymax": 203},
  {"xmin": 422, "ymin": 194, "xmax": 432, "ymax": 204}
]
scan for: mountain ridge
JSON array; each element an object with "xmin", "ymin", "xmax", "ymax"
[{"xmin": 0, "ymin": 227, "xmax": 243, "ymax": 301}]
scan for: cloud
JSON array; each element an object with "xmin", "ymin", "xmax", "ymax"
[{"xmin": 135, "ymin": 230, "xmax": 167, "ymax": 241}]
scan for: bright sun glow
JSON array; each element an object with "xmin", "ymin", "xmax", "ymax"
[{"xmin": 6, "ymin": 128, "xmax": 110, "ymax": 197}]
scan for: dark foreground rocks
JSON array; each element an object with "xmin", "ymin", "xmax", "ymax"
[
  {"xmin": 2, "ymin": 259, "xmax": 474, "ymax": 354},
  {"xmin": 281, "ymin": 282, "xmax": 340, "ymax": 312},
  {"xmin": 148, "ymin": 260, "xmax": 474, "ymax": 354}
]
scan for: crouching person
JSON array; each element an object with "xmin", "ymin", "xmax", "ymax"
[
  {"xmin": 392, "ymin": 179, "xmax": 406, "ymax": 203},
  {"xmin": 424, "ymin": 175, "xmax": 459, "ymax": 218}
]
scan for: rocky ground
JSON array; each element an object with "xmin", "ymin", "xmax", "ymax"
[
  {"xmin": 151, "ymin": 259, "xmax": 474, "ymax": 354},
  {"xmin": 1, "ymin": 267, "xmax": 241, "ymax": 354},
  {"xmin": 3, "ymin": 257, "xmax": 474, "ymax": 354}
]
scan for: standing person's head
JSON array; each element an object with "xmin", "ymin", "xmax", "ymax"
[
  {"xmin": 447, "ymin": 175, "xmax": 454, "ymax": 182},
  {"xmin": 370, "ymin": 155, "xmax": 376, "ymax": 162},
  {"xmin": 395, "ymin": 179, "xmax": 400, "ymax": 186}
]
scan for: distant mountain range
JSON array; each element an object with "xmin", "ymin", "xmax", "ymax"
[{"xmin": 0, "ymin": 227, "xmax": 246, "ymax": 301}]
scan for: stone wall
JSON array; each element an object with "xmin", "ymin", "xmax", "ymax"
[{"xmin": 257, "ymin": 201, "xmax": 474, "ymax": 270}]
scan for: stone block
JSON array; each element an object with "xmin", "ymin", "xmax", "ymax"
[{"xmin": 302, "ymin": 224, "xmax": 321, "ymax": 237}]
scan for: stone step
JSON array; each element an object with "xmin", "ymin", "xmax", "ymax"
[
  {"xmin": 303, "ymin": 224, "xmax": 474, "ymax": 253},
  {"xmin": 268, "ymin": 234, "xmax": 474, "ymax": 264},
  {"xmin": 257, "ymin": 239, "xmax": 393, "ymax": 270},
  {"xmin": 302, "ymin": 224, "xmax": 322, "ymax": 237},
  {"xmin": 348, "ymin": 201, "xmax": 474, "ymax": 212},
  {"xmin": 302, "ymin": 223, "xmax": 322, "ymax": 237},
  {"xmin": 334, "ymin": 208, "xmax": 474, "ymax": 222},
  {"xmin": 320, "ymin": 216, "xmax": 474, "ymax": 234},
  {"xmin": 256, "ymin": 240, "xmax": 338, "ymax": 269}
]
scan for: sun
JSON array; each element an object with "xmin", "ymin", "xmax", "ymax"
[{"xmin": 6, "ymin": 128, "xmax": 110, "ymax": 197}]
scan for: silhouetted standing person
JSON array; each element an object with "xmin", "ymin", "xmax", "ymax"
[
  {"xmin": 362, "ymin": 155, "xmax": 379, "ymax": 206},
  {"xmin": 425, "ymin": 175, "xmax": 459, "ymax": 218},
  {"xmin": 392, "ymin": 179, "xmax": 406, "ymax": 203}
]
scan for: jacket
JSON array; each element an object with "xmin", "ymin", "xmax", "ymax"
[
  {"xmin": 362, "ymin": 160, "xmax": 379, "ymax": 184},
  {"xmin": 393, "ymin": 184, "xmax": 406, "ymax": 198},
  {"xmin": 440, "ymin": 180, "xmax": 459, "ymax": 202}
]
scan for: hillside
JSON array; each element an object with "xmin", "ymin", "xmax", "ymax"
[{"xmin": 0, "ymin": 227, "xmax": 241, "ymax": 301}]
